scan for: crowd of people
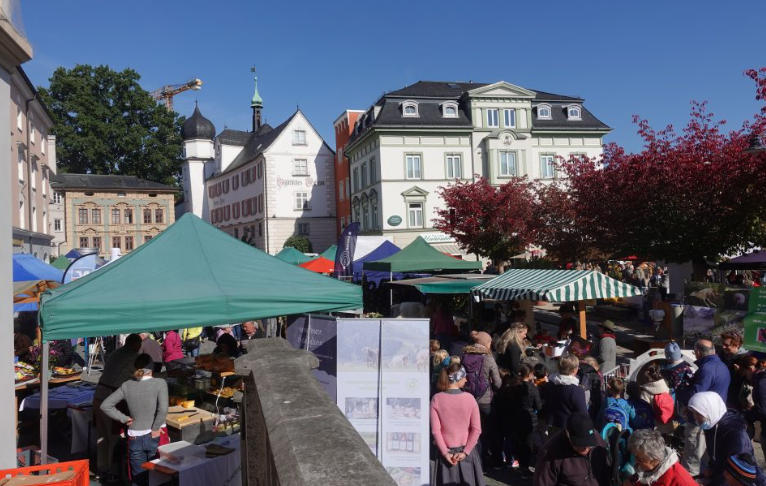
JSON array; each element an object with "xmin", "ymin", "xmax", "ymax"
[{"xmin": 427, "ymin": 301, "xmax": 766, "ymax": 486}]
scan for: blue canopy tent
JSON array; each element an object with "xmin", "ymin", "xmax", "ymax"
[
  {"xmin": 13, "ymin": 254, "xmax": 64, "ymax": 282},
  {"xmin": 352, "ymin": 241, "xmax": 402, "ymax": 283}
]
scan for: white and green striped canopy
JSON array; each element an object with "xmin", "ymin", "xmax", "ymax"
[{"xmin": 472, "ymin": 269, "xmax": 642, "ymax": 302}]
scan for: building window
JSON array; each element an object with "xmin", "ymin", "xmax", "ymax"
[
  {"xmin": 143, "ymin": 208, "xmax": 152, "ymax": 224},
  {"xmin": 401, "ymin": 100, "xmax": 419, "ymax": 117},
  {"xmin": 567, "ymin": 105, "xmax": 582, "ymax": 120},
  {"xmin": 339, "ymin": 181, "xmax": 344, "ymax": 201},
  {"xmin": 93, "ymin": 236, "xmax": 101, "ymax": 251},
  {"xmin": 345, "ymin": 179, "xmax": 350, "ymax": 199},
  {"xmin": 91, "ymin": 208, "xmax": 101, "ymax": 224},
  {"xmin": 353, "ymin": 168, "xmax": 359, "ymax": 192},
  {"xmin": 41, "ymin": 135, "xmax": 45, "ymax": 154},
  {"xmin": 42, "ymin": 171, "xmax": 47, "ymax": 196},
  {"xmin": 298, "ymin": 222, "xmax": 310, "ymax": 235},
  {"xmin": 258, "ymin": 223, "xmax": 263, "ymax": 237},
  {"xmin": 125, "ymin": 236, "xmax": 134, "ymax": 251},
  {"xmin": 486, "ymin": 109, "xmax": 499, "ymax": 128},
  {"xmin": 361, "ymin": 163, "xmax": 367, "ymax": 188},
  {"xmin": 155, "ymin": 209, "xmax": 163, "ymax": 224},
  {"xmin": 79, "ymin": 237, "xmax": 89, "ymax": 248},
  {"xmin": 408, "ymin": 202, "xmax": 424, "ymax": 228},
  {"xmin": 295, "ymin": 192, "xmax": 309, "ymax": 210},
  {"xmin": 30, "ymin": 117, "xmax": 35, "ymax": 144},
  {"xmin": 369, "ymin": 157, "xmax": 376, "ymax": 183},
  {"xmin": 405, "ymin": 155, "xmax": 422, "ymax": 179},
  {"xmin": 16, "ymin": 95, "xmax": 22, "ymax": 130},
  {"xmin": 112, "ymin": 236, "xmax": 121, "ymax": 249},
  {"xmin": 293, "ymin": 159, "xmax": 308, "ymax": 176},
  {"xmin": 31, "ymin": 161, "xmax": 36, "ymax": 190},
  {"xmin": 540, "ymin": 154, "xmax": 556, "ymax": 179},
  {"xmin": 293, "ymin": 130, "xmax": 307, "ymax": 145},
  {"xmin": 19, "ymin": 201, "xmax": 24, "ymax": 229},
  {"xmin": 124, "ymin": 209, "xmax": 133, "ymax": 224},
  {"xmin": 54, "ymin": 219, "xmax": 61, "ymax": 231},
  {"xmin": 53, "ymin": 192, "xmax": 62, "ymax": 204},
  {"xmin": 78, "ymin": 208, "xmax": 88, "ymax": 224},
  {"xmin": 234, "ymin": 228, "xmax": 239, "ymax": 239},
  {"xmin": 499, "ymin": 152, "xmax": 517, "ymax": 177},
  {"xmin": 232, "ymin": 175, "xmax": 239, "ymax": 190},
  {"xmin": 371, "ymin": 200, "xmax": 379, "ymax": 229},
  {"xmin": 17, "ymin": 150, "xmax": 23, "ymax": 182},
  {"xmin": 111, "ymin": 208, "xmax": 120, "ymax": 224},
  {"xmin": 537, "ymin": 104, "xmax": 552, "ymax": 119},
  {"xmin": 442, "ymin": 102, "xmax": 458, "ymax": 118},
  {"xmin": 446, "ymin": 155, "xmax": 462, "ymax": 179},
  {"xmin": 504, "ymin": 109, "xmax": 516, "ymax": 128},
  {"xmin": 353, "ymin": 200, "xmax": 360, "ymax": 223},
  {"xmin": 145, "ymin": 235, "xmax": 153, "ymax": 242}
]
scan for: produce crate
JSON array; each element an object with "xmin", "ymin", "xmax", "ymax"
[
  {"xmin": 15, "ymin": 447, "xmax": 57, "ymax": 468},
  {"xmin": 0, "ymin": 460, "xmax": 88, "ymax": 486}
]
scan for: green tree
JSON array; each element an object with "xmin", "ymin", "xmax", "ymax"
[
  {"xmin": 38, "ymin": 64, "xmax": 184, "ymax": 185},
  {"xmin": 283, "ymin": 235, "xmax": 313, "ymax": 253}
]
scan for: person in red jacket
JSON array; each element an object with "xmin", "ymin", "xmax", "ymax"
[
  {"xmin": 161, "ymin": 330, "xmax": 183, "ymax": 364},
  {"xmin": 625, "ymin": 428, "xmax": 699, "ymax": 486}
]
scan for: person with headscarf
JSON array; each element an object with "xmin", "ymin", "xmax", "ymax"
[
  {"xmin": 430, "ymin": 362, "xmax": 485, "ymax": 486},
  {"xmin": 688, "ymin": 392, "xmax": 766, "ymax": 486},
  {"xmin": 625, "ymin": 428, "xmax": 698, "ymax": 486}
]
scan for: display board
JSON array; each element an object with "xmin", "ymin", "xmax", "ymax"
[
  {"xmin": 288, "ymin": 316, "xmax": 429, "ymax": 486},
  {"xmin": 744, "ymin": 286, "xmax": 766, "ymax": 352},
  {"xmin": 285, "ymin": 315, "xmax": 338, "ymax": 400},
  {"xmin": 683, "ymin": 282, "xmax": 749, "ymax": 343}
]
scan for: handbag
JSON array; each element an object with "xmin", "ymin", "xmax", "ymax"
[{"xmin": 184, "ymin": 336, "xmax": 201, "ymax": 351}]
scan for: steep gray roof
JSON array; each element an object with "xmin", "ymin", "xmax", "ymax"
[
  {"xmin": 217, "ymin": 128, "xmax": 252, "ymax": 146},
  {"xmin": 51, "ymin": 173, "xmax": 177, "ymax": 192},
  {"xmin": 387, "ymin": 81, "xmax": 488, "ymax": 98},
  {"xmin": 531, "ymin": 103, "xmax": 610, "ymax": 131},
  {"xmin": 211, "ymin": 116, "xmax": 294, "ymax": 178},
  {"xmin": 181, "ymin": 104, "xmax": 216, "ymax": 140}
]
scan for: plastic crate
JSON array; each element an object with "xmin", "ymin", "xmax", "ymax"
[
  {"xmin": 0, "ymin": 460, "xmax": 88, "ymax": 486},
  {"xmin": 15, "ymin": 447, "xmax": 57, "ymax": 468}
]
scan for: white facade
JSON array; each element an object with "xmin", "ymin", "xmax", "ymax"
[
  {"xmin": 182, "ymin": 110, "xmax": 336, "ymax": 254},
  {"xmin": 344, "ymin": 81, "xmax": 609, "ymax": 253}
]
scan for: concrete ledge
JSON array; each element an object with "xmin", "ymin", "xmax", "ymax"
[{"xmin": 235, "ymin": 338, "xmax": 396, "ymax": 486}]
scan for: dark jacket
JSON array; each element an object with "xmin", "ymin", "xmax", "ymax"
[
  {"xmin": 543, "ymin": 375, "xmax": 588, "ymax": 430},
  {"xmin": 508, "ymin": 381, "xmax": 543, "ymax": 431},
  {"xmin": 578, "ymin": 362, "xmax": 604, "ymax": 421},
  {"xmin": 677, "ymin": 354, "xmax": 730, "ymax": 404},
  {"xmin": 704, "ymin": 410, "xmax": 766, "ymax": 486},
  {"xmin": 497, "ymin": 341, "xmax": 524, "ymax": 374},
  {"xmin": 533, "ymin": 430, "xmax": 611, "ymax": 486},
  {"xmin": 719, "ymin": 349, "xmax": 749, "ymax": 410},
  {"xmin": 746, "ymin": 371, "xmax": 766, "ymax": 424}
]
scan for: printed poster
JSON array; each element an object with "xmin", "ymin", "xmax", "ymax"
[
  {"xmin": 285, "ymin": 315, "xmax": 338, "ymax": 401},
  {"xmin": 683, "ymin": 282, "xmax": 748, "ymax": 343},
  {"xmin": 744, "ymin": 286, "xmax": 766, "ymax": 352}
]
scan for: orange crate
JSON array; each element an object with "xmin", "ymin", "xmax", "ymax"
[{"xmin": 0, "ymin": 460, "xmax": 89, "ymax": 486}]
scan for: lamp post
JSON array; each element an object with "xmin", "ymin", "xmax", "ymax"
[{"xmin": 745, "ymin": 132, "xmax": 766, "ymax": 154}]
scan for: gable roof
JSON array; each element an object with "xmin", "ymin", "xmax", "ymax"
[
  {"xmin": 362, "ymin": 236, "xmax": 482, "ymax": 273},
  {"xmin": 51, "ymin": 173, "xmax": 177, "ymax": 192},
  {"xmin": 38, "ymin": 213, "xmax": 362, "ymax": 340},
  {"xmin": 212, "ymin": 114, "xmax": 295, "ymax": 177}
]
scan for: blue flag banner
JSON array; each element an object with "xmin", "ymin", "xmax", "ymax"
[{"xmin": 334, "ymin": 222, "xmax": 359, "ymax": 279}]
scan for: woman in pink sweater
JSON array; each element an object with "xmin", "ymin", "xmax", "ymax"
[
  {"xmin": 430, "ymin": 362, "xmax": 485, "ymax": 486},
  {"xmin": 161, "ymin": 330, "xmax": 184, "ymax": 363}
]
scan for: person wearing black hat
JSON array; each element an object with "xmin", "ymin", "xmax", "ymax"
[
  {"xmin": 591, "ymin": 320, "xmax": 617, "ymax": 374},
  {"xmin": 557, "ymin": 304, "xmax": 578, "ymax": 340},
  {"xmin": 533, "ymin": 412, "xmax": 611, "ymax": 486}
]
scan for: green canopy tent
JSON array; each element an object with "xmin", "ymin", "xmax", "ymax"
[
  {"xmin": 472, "ymin": 269, "xmax": 642, "ymax": 338},
  {"xmin": 37, "ymin": 213, "xmax": 361, "ymax": 460},
  {"xmin": 362, "ymin": 236, "xmax": 482, "ymax": 273},
  {"xmin": 274, "ymin": 246, "xmax": 312, "ymax": 265},
  {"xmin": 320, "ymin": 245, "xmax": 337, "ymax": 261},
  {"xmin": 389, "ymin": 274, "xmax": 495, "ymax": 295},
  {"xmin": 50, "ymin": 256, "xmax": 72, "ymax": 271}
]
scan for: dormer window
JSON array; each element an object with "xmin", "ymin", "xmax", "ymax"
[
  {"xmin": 401, "ymin": 100, "xmax": 419, "ymax": 118},
  {"xmin": 537, "ymin": 104, "xmax": 552, "ymax": 119},
  {"xmin": 441, "ymin": 101, "xmax": 458, "ymax": 118},
  {"xmin": 567, "ymin": 105, "xmax": 582, "ymax": 120}
]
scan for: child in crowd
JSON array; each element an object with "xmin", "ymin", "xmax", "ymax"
[
  {"xmin": 450, "ymin": 355, "xmax": 461, "ymax": 366},
  {"xmin": 507, "ymin": 364, "xmax": 542, "ymax": 479},
  {"xmin": 430, "ymin": 339, "xmax": 440, "ymax": 355},
  {"xmin": 431, "ymin": 349, "xmax": 450, "ymax": 397},
  {"xmin": 494, "ymin": 368, "xmax": 516, "ymax": 469},
  {"xmin": 626, "ymin": 381, "xmax": 654, "ymax": 430},
  {"xmin": 533, "ymin": 363, "xmax": 549, "ymax": 390},
  {"xmin": 601, "ymin": 378, "xmax": 635, "ymax": 428}
]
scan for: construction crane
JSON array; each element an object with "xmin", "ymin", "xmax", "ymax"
[{"xmin": 150, "ymin": 78, "xmax": 203, "ymax": 111}]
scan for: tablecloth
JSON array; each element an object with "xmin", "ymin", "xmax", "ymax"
[
  {"xmin": 149, "ymin": 434, "xmax": 241, "ymax": 486},
  {"xmin": 19, "ymin": 384, "xmax": 95, "ymax": 411}
]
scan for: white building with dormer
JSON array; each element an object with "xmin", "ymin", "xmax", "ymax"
[
  {"xmin": 341, "ymin": 81, "xmax": 610, "ymax": 256},
  {"xmin": 177, "ymin": 77, "xmax": 336, "ymax": 254}
]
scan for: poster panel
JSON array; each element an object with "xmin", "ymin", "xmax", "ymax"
[
  {"xmin": 745, "ymin": 287, "xmax": 766, "ymax": 352},
  {"xmin": 683, "ymin": 282, "xmax": 749, "ymax": 343},
  {"xmin": 379, "ymin": 319, "xmax": 430, "ymax": 486},
  {"xmin": 336, "ymin": 319, "xmax": 382, "ymax": 457},
  {"xmin": 285, "ymin": 315, "xmax": 338, "ymax": 401}
]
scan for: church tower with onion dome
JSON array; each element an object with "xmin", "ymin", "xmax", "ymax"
[{"xmin": 179, "ymin": 102, "xmax": 216, "ymax": 220}]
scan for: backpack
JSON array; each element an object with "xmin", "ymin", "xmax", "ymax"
[
  {"xmin": 629, "ymin": 399, "xmax": 655, "ymax": 430},
  {"xmin": 652, "ymin": 393, "xmax": 674, "ymax": 425},
  {"xmin": 602, "ymin": 404, "xmax": 631, "ymax": 432},
  {"xmin": 602, "ymin": 426, "xmax": 635, "ymax": 486},
  {"xmin": 462, "ymin": 354, "xmax": 489, "ymax": 399}
]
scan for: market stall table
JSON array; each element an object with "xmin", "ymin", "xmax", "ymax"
[{"xmin": 147, "ymin": 434, "xmax": 241, "ymax": 486}]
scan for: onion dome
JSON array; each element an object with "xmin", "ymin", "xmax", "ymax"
[{"xmin": 182, "ymin": 103, "xmax": 216, "ymax": 140}]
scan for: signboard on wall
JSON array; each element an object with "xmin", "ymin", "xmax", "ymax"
[
  {"xmin": 285, "ymin": 315, "xmax": 338, "ymax": 401},
  {"xmin": 744, "ymin": 287, "xmax": 766, "ymax": 352}
]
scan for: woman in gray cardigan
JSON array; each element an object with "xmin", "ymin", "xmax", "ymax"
[{"xmin": 101, "ymin": 354, "xmax": 169, "ymax": 486}]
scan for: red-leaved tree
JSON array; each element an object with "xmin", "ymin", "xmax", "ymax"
[{"xmin": 433, "ymin": 177, "xmax": 538, "ymax": 269}]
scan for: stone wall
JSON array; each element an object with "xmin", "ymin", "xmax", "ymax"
[{"xmin": 235, "ymin": 339, "xmax": 396, "ymax": 486}]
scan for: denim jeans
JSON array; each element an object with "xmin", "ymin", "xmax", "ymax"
[
  {"xmin": 187, "ymin": 345, "xmax": 200, "ymax": 357},
  {"xmin": 128, "ymin": 433, "xmax": 160, "ymax": 486}
]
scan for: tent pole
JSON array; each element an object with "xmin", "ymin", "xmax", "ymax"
[
  {"xmin": 389, "ymin": 272, "xmax": 393, "ymax": 312},
  {"xmin": 40, "ymin": 341, "xmax": 50, "ymax": 464},
  {"xmin": 578, "ymin": 300, "xmax": 587, "ymax": 339}
]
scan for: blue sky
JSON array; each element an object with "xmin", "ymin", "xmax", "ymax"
[{"xmin": 21, "ymin": 0, "xmax": 766, "ymax": 152}]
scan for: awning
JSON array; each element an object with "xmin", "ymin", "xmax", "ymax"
[
  {"xmin": 472, "ymin": 269, "xmax": 642, "ymax": 302},
  {"xmin": 430, "ymin": 243, "xmax": 463, "ymax": 256},
  {"xmin": 719, "ymin": 251, "xmax": 766, "ymax": 271},
  {"xmin": 390, "ymin": 274, "xmax": 495, "ymax": 294}
]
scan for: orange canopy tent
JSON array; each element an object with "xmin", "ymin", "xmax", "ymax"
[{"xmin": 299, "ymin": 256, "xmax": 335, "ymax": 274}]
